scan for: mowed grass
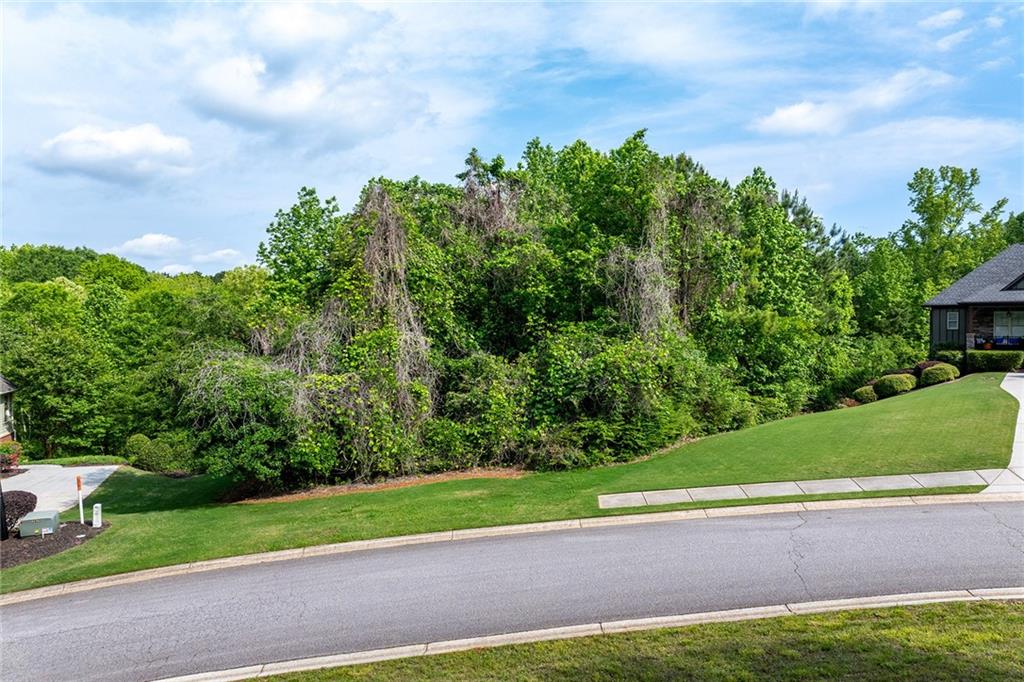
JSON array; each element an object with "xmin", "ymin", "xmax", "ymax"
[
  {"xmin": 265, "ymin": 601, "xmax": 1024, "ymax": 681},
  {"xmin": 0, "ymin": 373, "xmax": 1015, "ymax": 594}
]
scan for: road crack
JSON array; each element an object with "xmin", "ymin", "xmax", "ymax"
[
  {"xmin": 978, "ymin": 503, "xmax": 1024, "ymax": 555},
  {"xmin": 786, "ymin": 513, "xmax": 813, "ymax": 598}
]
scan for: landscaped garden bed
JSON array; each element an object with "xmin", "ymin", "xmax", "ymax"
[{"xmin": 0, "ymin": 521, "xmax": 108, "ymax": 569}]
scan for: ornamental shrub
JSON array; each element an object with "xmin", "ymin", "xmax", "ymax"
[
  {"xmin": 873, "ymin": 373, "xmax": 917, "ymax": 398},
  {"xmin": 919, "ymin": 362, "xmax": 960, "ymax": 387},
  {"xmin": 852, "ymin": 386, "xmax": 877, "ymax": 403},
  {"xmin": 0, "ymin": 441, "xmax": 22, "ymax": 471},
  {"xmin": 914, "ymin": 360, "xmax": 943, "ymax": 377},
  {"xmin": 967, "ymin": 350, "xmax": 1024, "ymax": 372},
  {"xmin": 881, "ymin": 367, "xmax": 915, "ymax": 376},
  {"xmin": 932, "ymin": 349, "xmax": 963, "ymax": 369},
  {"xmin": 124, "ymin": 433, "xmax": 150, "ymax": 463},
  {"xmin": 3, "ymin": 490, "xmax": 36, "ymax": 532}
]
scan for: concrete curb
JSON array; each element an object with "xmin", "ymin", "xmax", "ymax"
[
  {"xmin": 2, "ymin": 492, "xmax": 1022, "ymax": 607},
  {"xmin": 153, "ymin": 586, "xmax": 1024, "ymax": 681}
]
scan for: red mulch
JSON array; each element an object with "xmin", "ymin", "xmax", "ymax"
[
  {"xmin": 1, "ymin": 521, "xmax": 108, "ymax": 569},
  {"xmin": 0, "ymin": 468, "xmax": 27, "ymax": 480}
]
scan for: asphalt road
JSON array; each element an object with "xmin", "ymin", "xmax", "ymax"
[{"xmin": 2, "ymin": 501, "xmax": 1022, "ymax": 681}]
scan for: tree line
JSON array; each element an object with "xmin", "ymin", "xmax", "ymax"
[{"xmin": 1, "ymin": 132, "xmax": 1018, "ymax": 487}]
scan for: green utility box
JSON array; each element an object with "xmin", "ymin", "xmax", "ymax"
[{"xmin": 18, "ymin": 510, "xmax": 60, "ymax": 537}]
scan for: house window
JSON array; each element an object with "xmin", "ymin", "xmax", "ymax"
[
  {"xmin": 994, "ymin": 311, "xmax": 1024, "ymax": 338},
  {"xmin": 946, "ymin": 310, "xmax": 959, "ymax": 330}
]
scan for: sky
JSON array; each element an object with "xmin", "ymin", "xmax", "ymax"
[{"xmin": 2, "ymin": 1, "xmax": 1022, "ymax": 275}]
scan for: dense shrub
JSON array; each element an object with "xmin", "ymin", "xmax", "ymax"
[
  {"xmin": 0, "ymin": 441, "xmax": 22, "ymax": 471},
  {"xmin": 919, "ymin": 362, "xmax": 960, "ymax": 387},
  {"xmin": 881, "ymin": 367, "xmax": 915, "ymax": 376},
  {"xmin": 873, "ymin": 373, "xmax": 917, "ymax": 398},
  {"xmin": 933, "ymin": 349, "xmax": 964, "ymax": 369},
  {"xmin": 914, "ymin": 360, "xmax": 943, "ymax": 377},
  {"xmin": 3, "ymin": 490, "xmax": 37, "ymax": 532},
  {"xmin": 124, "ymin": 433, "xmax": 150, "ymax": 462},
  {"xmin": 967, "ymin": 350, "xmax": 1024, "ymax": 372},
  {"xmin": 852, "ymin": 386, "xmax": 877, "ymax": 404}
]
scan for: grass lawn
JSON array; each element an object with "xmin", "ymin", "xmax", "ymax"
[
  {"xmin": 0, "ymin": 372, "xmax": 1015, "ymax": 594},
  {"xmin": 263, "ymin": 601, "xmax": 1024, "ymax": 681}
]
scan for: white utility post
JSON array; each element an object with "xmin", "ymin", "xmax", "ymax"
[
  {"xmin": 77, "ymin": 475, "xmax": 84, "ymax": 524},
  {"xmin": 92, "ymin": 504, "xmax": 102, "ymax": 528}
]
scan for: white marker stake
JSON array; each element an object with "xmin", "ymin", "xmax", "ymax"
[
  {"xmin": 92, "ymin": 504, "xmax": 102, "ymax": 529},
  {"xmin": 77, "ymin": 475, "xmax": 84, "ymax": 525}
]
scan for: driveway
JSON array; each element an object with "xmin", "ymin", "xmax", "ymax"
[
  {"xmin": 2, "ymin": 464, "xmax": 119, "ymax": 512},
  {"xmin": 1, "ymin": 500, "xmax": 1021, "ymax": 681}
]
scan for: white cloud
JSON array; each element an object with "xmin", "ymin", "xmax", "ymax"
[
  {"xmin": 918, "ymin": 9, "xmax": 964, "ymax": 30},
  {"xmin": 695, "ymin": 115, "xmax": 1022, "ymax": 215},
  {"xmin": 935, "ymin": 28, "xmax": 973, "ymax": 52},
  {"xmin": 192, "ymin": 248, "xmax": 241, "ymax": 264},
  {"xmin": 245, "ymin": 3, "xmax": 357, "ymax": 51},
  {"xmin": 159, "ymin": 264, "xmax": 193, "ymax": 276},
  {"xmin": 189, "ymin": 53, "xmax": 427, "ymax": 144},
  {"xmin": 567, "ymin": 3, "xmax": 764, "ymax": 71},
  {"xmin": 981, "ymin": 57, "xmax": 1013, "ymax": 71},
  {"xmin": 35, "ymin": 124, "xmax": 192, "ymax": 183},
  {"xmin": 111, "ymin": 233, "xmax": 182, "ymax": 258},
  {"xmin": 985, "ymin": 16, "xmax": 1006, "ymax": 29},
  {"xmin": 753, "ymin": 67, "xmax": 955, "ymax": 135}
]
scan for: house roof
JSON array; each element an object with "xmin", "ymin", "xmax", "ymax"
[
  {"xmin": 924, "ymin": 244, "xmax": 1024, "ymax": 307},
  {"xmin": 0, "ymin": 375, "xmax": 14, "ymax": 395}
]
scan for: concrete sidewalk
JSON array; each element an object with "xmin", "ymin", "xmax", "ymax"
[
  {"xmin": 3, "ymin": 464, "xmax": 119, "ymax": 511},
  {"xmin": 598, "ymin": 469, "xmax": 1019, "ymax": 509},
  {"xmin": 600, "ymin": 372, "xmax": 1024, "ymax": 510}
]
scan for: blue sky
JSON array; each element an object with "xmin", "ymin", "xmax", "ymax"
[{"xmin": 3, "ymin": 1, "xmax": 1022, "ymax": 274}]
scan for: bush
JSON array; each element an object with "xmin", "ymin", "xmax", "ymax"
[
  {"xmin": 919, "ymin": 362, "xmax": 960, "ymax": 387},
  {"xmin": 873, "ymin": 373, "xmax": 917, "ymax": 398},
  {"xmin": 130, "ymin": 431, "xmax": 196, "ymax": 474},
  {"xmin": 852, "ymin": 386, "xmax": 877, "ymax": 403},
  {"xmin": 913, "ymin": 360, "xmax": 943, "ymax": 377},
  {"xmin": 0, "ymin": 441, "xmax": 22, "ymax": 472},
  {"xmin": 124, "ymin": 434, "xmax": 150, "ymax": 463},
  {"xmin": 932, "ymin": 349, "xmax": 964, "ymax": 369},
  {"xmin": 967, "ymin": 350, "xmax": 1024, "ymax": 373},
  {"xmin": 3, "ymin": 490, "xmax": 37, "ymax": 532},
  {"xmin": 881, "ymin": 367, "xmax": 915, "ymax": 377}
]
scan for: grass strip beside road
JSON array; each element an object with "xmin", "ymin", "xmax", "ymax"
[
  {"xmin": 263, "ymin": 601, "xmax": 1024, "ymax": 681},
  {"xmin": 0, "ymin": 373, "xmax": 1014, "ymax": 594}
]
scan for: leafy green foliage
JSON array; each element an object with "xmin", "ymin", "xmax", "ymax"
[
  {"xmin": 852, "ymin": 386, "xmax": 877, "ymax": 404},
  {"xmin": 920, "ymin": 363, "xmax": 960, "ymax": 387},
  {"xmin": 0, "ymin": 135, "xmax": 1015, "ymax": 490},
  {"xmin": 967, "ymin": 350, "xmax": 1024, "ymax": 372},
  {"xmin": 933, "ymin": 349, "xmax": 964, "ymax": 368},
  {"xmin": 873, "ymin": 373, "xmax": 918, "ymax": 398}
]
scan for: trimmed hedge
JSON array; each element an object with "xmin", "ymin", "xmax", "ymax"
[
  {"xmin": 967, "ymin": 350, "xmax": 1024, "ymax": 372},
  {"xmin": 932, "ymin": 349, "xmax": 963, "ymax": 369},
  {"xmin": 920, "ymin": 362, "xmax": 960, "ymax": 387},
  {"xmin": 3, "ymin": 490, "xmax": 37, "ymax": 533},
  {"xmin": 874, "ymin": 373, "xmax": 917, "ymax": 398},
  {"xmin": 914, "ymin": 360, "xmax": 943, "ymax": 377},
  {"xmin": 852, "ymin": 386, "xmax": 877, "ymax": 404}
]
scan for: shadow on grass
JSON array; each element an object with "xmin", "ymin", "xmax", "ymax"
[{"xmin": 83, "ymin": 468, "xmax": 235, "ymax": 514}]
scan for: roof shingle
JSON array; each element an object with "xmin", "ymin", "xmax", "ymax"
[{"xmin": 923, "ymin": 244, "xmax": 1024, "ymax": 306}]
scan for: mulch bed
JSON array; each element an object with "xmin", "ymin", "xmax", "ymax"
[
  {"xmin": 1, "ymin": 521, "xmax": 109, "ymax": 569},
  {"xmin": 0, "ymin": 468, "xmax": 27, "ymax": 480}
]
